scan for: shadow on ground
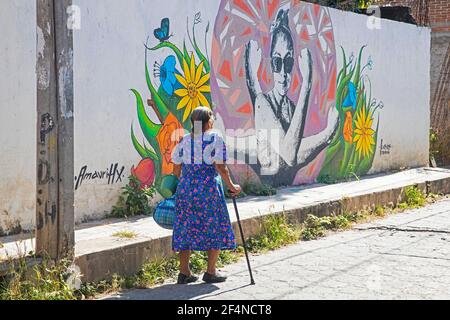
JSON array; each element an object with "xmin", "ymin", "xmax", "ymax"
[
  {"xmin": 103, "ymin": 283, "xmax": 220, "ymax": 300},
  {"xmin": 102, "ymin": 282, "xmax": 254, "ymax": 300}
]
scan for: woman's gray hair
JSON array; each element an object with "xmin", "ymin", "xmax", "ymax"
[{"xmin": 190, "ymin": 106, "xmax": 214, "ymax": 133}]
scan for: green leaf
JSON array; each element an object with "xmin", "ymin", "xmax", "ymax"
[
  {"xmin": 353, "ymin": 46, "xmax": 366, "ymax": 87},
  {"xmin": 183, "ymin": 41, "xmax": 191, "ymax": 65},
  {"xmin": 147, "ymin": 41, "xmax": 184, "ymax": 67},
  {"xmin": 131, "ymin": 89, "xmax": 161, "ymax": 137},
  {"xmin": 131, "ymin": 125, "xmax": 158, "ymax": 160},
  {"xmin": 192, "ymin": 34, "xmax": 210, "ymax": 72}
]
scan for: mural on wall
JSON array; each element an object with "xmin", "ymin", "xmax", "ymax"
[
  {"xmin": 129, "ymin": 0, "xmax": 382, "ymax": 195},
  {"xmin": 317, "ymin": 46, "xmax": 382, "ymax": 183},
  {"xmin": 210, "ymin": 0, "xmax": 381, "ymax": 186},
  {"xmin": 211, "ymin": 0, "xmax": 339, "ymax": 186},
  {"xmin": 130, "ymin": 13, "xmax": 212, "ymax": 198}
]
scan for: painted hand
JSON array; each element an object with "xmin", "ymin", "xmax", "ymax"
[
  {"xmin": 248, "ymin": 40, "xmax": 262, "ymax": 72},
  {"xmin": 299, "ymin": 48, "xmax": 312, "ymax": 89}
]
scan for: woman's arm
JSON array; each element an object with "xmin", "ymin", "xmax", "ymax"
[
  {"xmin": 214, "ymin": 163, "xmax": 241, "ymax": 195},
  {"xmin": 173, "ymin": 163, "xmax": 182, "ymax": 179}
]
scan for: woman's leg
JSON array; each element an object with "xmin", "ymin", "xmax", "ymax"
[
  {"xmin": 207, "ymin": 250, "xmax": 220, "ymax": 275},
  {"xmin": 179, "ymin": 250, "xmax": 192, "ymax": 276}
]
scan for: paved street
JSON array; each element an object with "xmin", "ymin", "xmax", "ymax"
[{"xmin": 105, "ymin": 197, "xmax": 450, "ymax": 300}]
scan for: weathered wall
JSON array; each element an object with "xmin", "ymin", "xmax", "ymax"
[
  {"xmin": 0, "ymin": 0, "xmax": 432, "ymax": 232},
  {"xmin": 377, "ymin": 0, "xmax": 450, "ymax": 166},
  {"xmin": 0, "ymin": 0, "xmax": 37, "ymax": 235},
  {"xmin": 71, "ymin": 0, "xmax": 430, "ymax": 223}
]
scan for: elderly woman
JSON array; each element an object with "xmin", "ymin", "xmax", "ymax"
[{"xmin": 171, "ymin": 106, "xmax": 242, "ymax": 284}]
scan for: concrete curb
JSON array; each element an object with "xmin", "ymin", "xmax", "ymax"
[{"xmin": 74, "ymin": 175, "xmax": 450, "ymax": 283}]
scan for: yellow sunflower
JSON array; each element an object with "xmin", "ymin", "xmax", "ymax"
[
  {"xmin": 354, "ymin": 107, "xmax": 376, "ymax": 158},
  {"xmin": 174, "ymin": 53, "xmax": 210, "ymax": 122}
]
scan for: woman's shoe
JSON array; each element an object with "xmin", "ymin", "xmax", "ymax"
[
  {"xmin": 202, "ymin": 272, "xmax": 227, "ymax": 283},
  {"xmin": 177, "ymin": 273, "xmax": 199, "ymax": 284}
]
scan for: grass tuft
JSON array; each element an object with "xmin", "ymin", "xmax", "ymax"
[
  {"xmin": 247, "ymin": 213, "xmax": 301, "ymax": 252},
  {"xmin": 402, "ymin": 186, "xmax": 426, "ymax": 208},
  {"xmin": 0, "ymin": 257, "xmax": 79, "ymax": 300},
  {"xmin": 112, "ymin": 231, "xmax": 137, "ymax": 239}
]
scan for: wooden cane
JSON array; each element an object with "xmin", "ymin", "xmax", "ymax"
[{"xmin": 232, "ymin": 196, "xmax": 256, "ymax": 285}]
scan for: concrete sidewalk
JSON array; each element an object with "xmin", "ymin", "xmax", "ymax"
[{"xmin": 1, "ymin": 167, "xmax": 450, "ymax": 283}]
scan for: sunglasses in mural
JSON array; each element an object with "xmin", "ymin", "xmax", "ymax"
[{"xmin": 271, "ymin": 55, "xmax": 295, "ymax": 74}]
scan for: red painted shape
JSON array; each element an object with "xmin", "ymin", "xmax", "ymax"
[
  {"xmin": 234, "ymin": 0, "xmax": 254, "ymax": 18},
  {"xmin": 262, "ymin": 67, "xmax": 269, "ymax": 85},
  {"xmin": 322, "ymin": 15, "xmax": 330, "ymax": 27},
  {"xmin": 328, "ymin": 66, "xmax": 336, "ymax": 99},
  {"xmin": 267, "ymin": 0, "xmax": 280, "ymax": 20},
  {"xmin": 313, "ymin": 4, "xmax": 320, "ymax": 17},
  {"xmin": 311, "ymin": 110, "xmax": 320, "ymax": 127},
  {"xmin": 262, "ymin": 36, "xmax": 268, "ymax": 48},
  {"xmin": 239, "ymin": 67, "xmax": 244, "ymax": 78},
  {"xmin": 307, "ymin": 158, "xmax": 317, "ymax": 176},
  {"xmin": 223, "ymin": 15, "xmax": 229, "ymax": 27},
  {"xmin": 324, "ymin": 31, "xmax": 334, "ymax": 42},
  {"xmin": 237, "ymin": 102, "xmax": 252, "ymax": 114},
  {"xmin": 320, "ymin": 94, "xmax": 326, "ymax": 111},
  {"xmin": 303, "ymin": 12, "xmax": 309, "ymax": 22},
  {"xmin": 291, "ymin": 73, "xmax": 299, "ymax": 93},
  {"xmin": 220, "ymin": 60, "xmax": 233, "ymax": 82},
  {"xmin": 256, "ymin": 0, "xmax": 261, "ymax": 10},
  {"xmin": 241, "ymin": 27, "xmax": 252, "ymax": 36},
  {"xmin": 300, "ymin": 28, "xmax": 310, "ymax": 41}
]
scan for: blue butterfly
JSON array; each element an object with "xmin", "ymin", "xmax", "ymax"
[{"xmin": 154, "ymin": 18, "xmax": 172, "ymax": 42}]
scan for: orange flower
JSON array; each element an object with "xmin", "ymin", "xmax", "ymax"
[
  {"xmin": 156, "ymin": 113, "xmax": 184, "ymax": 175},
  {"xmin": 343, "ymin": 111, "xmax": 354, "ymax": 143}
]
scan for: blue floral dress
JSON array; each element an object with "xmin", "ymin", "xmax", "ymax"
[{"xmin": 171, "ymin": 131, "xmax": 236, "ymax": 251}]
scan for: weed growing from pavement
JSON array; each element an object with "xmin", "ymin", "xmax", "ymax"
[
  {"xmin": 398, "ymin": 186, "xmax": 427, "ymax": 209},
  {"xmin": 247, "ymin": 213, "xmax": 301, "ymax": 252},
  {"xmin": 110, "ymin": 175, "xmax": 156, "ymax": 218},
  {"xmin": 0, "ymin": 255, "xmax": 79, "ymax": 300},
  {"xmin": 301, "ymin": 186, "xmax": 435, "ymax": 241},
  {"xmin": 111, "ymin": 231, "xmax": 138, "ymax": 239}
]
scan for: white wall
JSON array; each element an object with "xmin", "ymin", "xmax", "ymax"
[
  {"xmin": 72, "ymin": 0, "xmax": 430, "ymax": 223},
  {"xmin": 0, "ymin": 0, "xmax": 431, "ymax": 232},
  {"xmin": 0, "ymin": 0, "xmax": 37, "ymax": 235},
  {"xmin": 330, "ymin": 8, "xmax": 431, "ymax": 172}
]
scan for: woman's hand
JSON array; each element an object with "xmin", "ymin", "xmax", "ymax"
[{"xmin": 228, "ymin": 183, "xmax": 242, "ymax": 196}]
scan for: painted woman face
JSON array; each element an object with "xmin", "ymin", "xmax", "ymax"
[{"xmin": 271, "ymin": 33, "xmax": 294, "ymax": 97}]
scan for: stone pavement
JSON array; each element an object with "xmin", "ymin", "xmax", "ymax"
[{"xmin": 104, "ymin": 196, "xmax": 450, "ymax": 300}]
